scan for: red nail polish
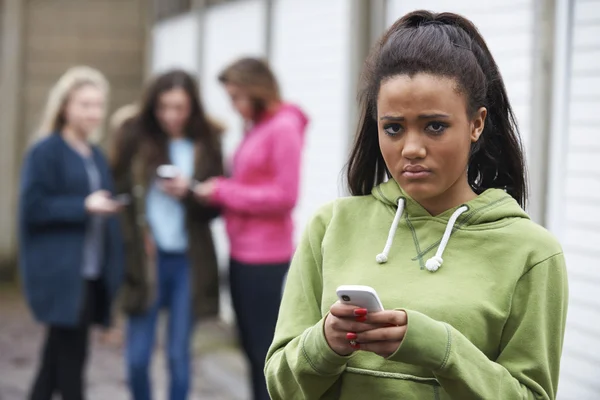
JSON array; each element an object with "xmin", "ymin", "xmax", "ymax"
[
  {"xmin": 346, "ymin": 332, "xmax": 357, "ymax": 340},
  {"xmin": 353, "ymin": 308, "xmax": 368, "ymax": 317},
  {"xmin": 355, "ymin": 316, "xmax": 367, "ymax": 322}
]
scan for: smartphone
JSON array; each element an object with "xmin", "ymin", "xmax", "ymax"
[
  {"xmin": 336, "ymin": 285, "xmax": 384, "ymax": 312},
  {"xmin": 114, "ymin": 193, "xmax": 131, "ymax": 205},
  {"xmin": 156, "ymin": 164, "xmax": 179, "ymax": 180}
]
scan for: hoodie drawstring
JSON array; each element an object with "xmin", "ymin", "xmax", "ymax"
[
  {"xmin": 376, "ymin": 198, "xmax": 406, "ymax": 264},
  {"xmin": 425, "ymin": 206, "xmax": 469, "ymax": 272},
  {"xmin": 375, "ymin": 202, "xmax": 469, "ymax": 272}
]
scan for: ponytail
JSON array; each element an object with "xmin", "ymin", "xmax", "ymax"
[{"xmin": 436, "ymin": 13, "xmax": 528, "ymax": 207}]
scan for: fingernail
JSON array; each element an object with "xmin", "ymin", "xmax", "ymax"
[
  {"xmin": 346, "ymin": 332, "xmax": 357, "ymax": 340},
  {"xmin": 353, "ymin": 308, "xmax": 368, "ymax": 317},
  {"xmin": 355, "ymin": 316, "xmax": 367, "ymax": 322}
]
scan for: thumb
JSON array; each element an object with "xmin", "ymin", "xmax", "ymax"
[{"xmin": 96, "ymin": 190, "xmax": 111, "ymax": 198}]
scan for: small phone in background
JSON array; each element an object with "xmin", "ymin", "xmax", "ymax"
[
  {"xmin": 113, "ymin": 193, "xmax": 132, "ymax": 206},
  {"xmin": 336, "ymin": 285, "xmax": 384, "ymax": 312},
  {"xmin": 156, "ymin": 164, "xmax": 179, "ymax": 180}
]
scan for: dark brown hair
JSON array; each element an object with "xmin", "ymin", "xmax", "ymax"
[
  {"xmin": 112, "ymin": 69, "xmax": 222, "ymax": 177},
  {"xmin": 218, "ymin": 57, "xmax": 281, "ymax": 120},
  {"xmin": 346, "ymin": 11, "xmax": 528, "ymax": 207}
]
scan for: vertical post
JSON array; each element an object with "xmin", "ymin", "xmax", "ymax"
[
  {"xmin": 264, "ymin": 0, "xmax": 274, "ymax": 59},
  {"xmin": 346, "ymin": 0, "xmax": 372, "ymax": 151},
  {"xmin": 527, "ymin": 0, "xmax": 557, "ymax": 224},
  {"xmin": 338, "ymin": 0, "xmax": 372, "ymax": 194},
  {"xmin": 339, "ymin": 0, "xmax": 385, "ymax": 194},
  {"xmin": 0, "ymin": 0, "xmax": 24, "ymax": 278},
  {"xmin": 369, "ymin": 0, "xmax": 387, "ymax": 45},
  {"xmin": 545, "ymin": 0, "xmax": 574, "ymax": 237},
  {"xmin": 143, "ymin": 0, "xmax": 158, "ymax": 79},
  {"xmin": 341, "ymin": 0, "xmax": 386, "ymax": 195},
  {"xmin": 192, "ymin": 0, "xmax": 207, "ymax": 80}
]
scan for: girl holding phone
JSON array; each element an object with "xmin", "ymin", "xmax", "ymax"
[
  {"xmin": 265, "ymin": 11, "xmax": 568, "ymax": 400},
  {"xmin": 194, "ymin": 58, "xmax": 308, "ymax": 400},
  {"xmin": 19, "ymin": 66, "xmax": 124, "ymax": 400},
  {"xmin": 110, "ymin": 69, "xmax": 223, "ymax": 400}
]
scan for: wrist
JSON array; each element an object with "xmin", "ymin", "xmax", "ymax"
[
  {"xmin": 209, "ymin": 177, "xmax": 225, "ymax": 202},
  {"xmin": 386, "ymin": 309, "xmax": 450, "ymax": 371}
]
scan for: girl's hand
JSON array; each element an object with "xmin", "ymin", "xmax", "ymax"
[
  {"xmin": 350, "ymin": 310, "xmax": 408, "ymax": 358},
  {"xmin": 193, "ymin": 178, "xmax": 217, "ymax": 202},
  {"xmin": 159, "ymin": 174, "xmax": 190, "ymax": 199},
  {"xmin": 323, "ymin": 302, "xmax": 383, "ymax": 356},
  {"xmin": 85, "ymin": 190, "xmax": 122, "ymax": 215}
]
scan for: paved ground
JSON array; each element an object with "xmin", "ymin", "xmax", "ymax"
[{"xmin": 0, "ymin": 285, "xmax": 250, "ymax": 400}]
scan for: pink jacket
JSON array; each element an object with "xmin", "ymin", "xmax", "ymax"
[{"xmin": 211, "ymin": 104, "xmax": 308, "ymax": 264}]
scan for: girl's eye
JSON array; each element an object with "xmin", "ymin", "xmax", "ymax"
[
  {"xmin": 426, "ymin": 122, "xmax": 447, "ymax": 134},
  {"xmin": 383, "ymin": 123, "xmax": 403, "ymax": 136}
]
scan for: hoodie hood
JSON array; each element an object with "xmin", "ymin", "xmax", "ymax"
[
  {"xmin": 371, "ymin": 179, "xmax": 529, "ymax": 271},
  {"xmin": 264, "ymin": 103, "xmax": 309, "ymax": 142}
]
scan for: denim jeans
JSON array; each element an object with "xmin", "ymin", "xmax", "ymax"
[{"xmin": 126, "ymin": 251, "xmax": 192, "ymax": 400}]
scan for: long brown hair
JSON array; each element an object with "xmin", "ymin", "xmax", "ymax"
[
  {"xmin": 218, "ymin": 57, "xmax": 281, "ymax": 121},
  {"xmin": 346, "ymin": 11, "xmax": 528, "ymax": 207},
  {"xmin": 112, "ymin": 69, "xmax": 222, "ymax": 177}
]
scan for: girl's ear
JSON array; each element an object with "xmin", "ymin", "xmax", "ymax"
[{"xmin": 471, "ymin": 107, "xmax": 487, "ymax": 142}]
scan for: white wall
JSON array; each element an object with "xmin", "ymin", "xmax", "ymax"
[
  {"xmin": 151, "ymin": 12, "xmax": 200, "ymax": 74},
  {"xmin": 270, "ymin": 0, "xmax": 353, "ymax": 242},
  {"xmin": 386, "ymin": 0, "xmax": 534, "ymax": 151},
  {"xmin": 554, "ymin": 1, "xmax": 600, "ymax": 398}
]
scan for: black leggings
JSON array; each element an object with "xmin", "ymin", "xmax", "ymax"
[
  {"xmin": 29, "ymin": 280, "xmax": 104, "ymax": 400},
  {"xmin": 229, "ymin": 259, "xmax": 289, "ymax": 400}
]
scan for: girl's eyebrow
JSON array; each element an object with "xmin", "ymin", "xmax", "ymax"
[{"xmin": 379, "ymin": 113, "xmax": 451, "ymax": 121}]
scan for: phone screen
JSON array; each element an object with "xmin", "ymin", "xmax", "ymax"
[{"xmin": 156, "ymin": 165, "xmax": 179, "ymax": 179}]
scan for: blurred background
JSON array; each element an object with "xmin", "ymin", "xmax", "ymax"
[{"xmin": 0, "ymin": 0, "xmax": 598, "ymax": 399}]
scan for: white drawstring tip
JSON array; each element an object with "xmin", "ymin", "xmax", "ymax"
[
  {"xmin": 425, "ymin": 256, "xmax": 443, "ymax": 272},
  {"xmin": 375, "ymin": 253, "xmax": 388, "ymax": 264}
]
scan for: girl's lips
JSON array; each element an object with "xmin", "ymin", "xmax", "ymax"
[{"xmin": 402, "ymin": 170, "xmax": 432, "ymax": 179}]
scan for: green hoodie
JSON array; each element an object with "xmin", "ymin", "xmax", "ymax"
[{"xmin": 265, "ymin": 180, "xmax": 568, "ymax": 400}]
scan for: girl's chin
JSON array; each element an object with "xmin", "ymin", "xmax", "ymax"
[{"xmin": 397, "ymin": 181, "xmax": 438, "ymax": 201}]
